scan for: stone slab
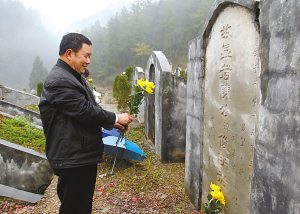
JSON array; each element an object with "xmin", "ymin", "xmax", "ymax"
[
  {"xmin": 0, "ymin": 139, "xmax": 53, "ymax": 194},
  {"xmin": 202, "ymin": 5, "xmax": 259, "ymax": 213},
  {"xmin": 0, "ymin": 184, "xmax": 43, "ymax": 203}
]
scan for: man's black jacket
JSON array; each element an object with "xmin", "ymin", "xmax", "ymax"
[{"xmin": 39, "ymin": 59, "xmax": 116, "ymax": 169}]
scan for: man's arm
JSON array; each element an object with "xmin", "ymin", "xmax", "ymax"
[{"xmin": 43, "ymin": 78, "xmax": 116, "ymax": 127}]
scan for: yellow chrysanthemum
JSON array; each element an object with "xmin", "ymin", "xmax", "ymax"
[
  {"xmin": 210, "ymin": 183, "xmax": 225, "ymax": 206},
  {"xmin": 145, "ymin": 87, "xmax": 153, "ymax": 94},
  {"xmin": 144, "ymin": 79, "xmax": 149, "ymax": 86},
  {"xmin": 211, "ymin": 183, "xmax": 221, "ymax": 192},
  {"xmin": 137, "ymin": 78, "xmax": 145, "ymax": 87},
  {"xmin": 145, "ymin": 81, "xmax": 155, "ymax": 89},
  {"xmin": 88, "ymin": 78, "xmax": 93, "ymax": 82},
  {"xmin": 211, "ymin": 191, "xmax": 225, "ymax": 204}
]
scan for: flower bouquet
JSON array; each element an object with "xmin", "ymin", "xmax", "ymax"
[
  {"xmin": 128, "ymin": 78, "xmax": 155, "ymax": 115},
  {"xmin": 204, "ymin": 183, "xmax": 226, "ymax": 214}
]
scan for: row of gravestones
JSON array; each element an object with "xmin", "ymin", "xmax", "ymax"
[{"xmin": 134, "ymin": 0, "xmax": 300, "ymax": 213}]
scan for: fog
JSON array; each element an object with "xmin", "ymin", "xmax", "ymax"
[
  {"xmin": 0, "ymin": 0, "xmax": 131, "ymax": 90},
  {"xmin": 0, "ymin": 0, "xmax": 214, "ymax": 90}
]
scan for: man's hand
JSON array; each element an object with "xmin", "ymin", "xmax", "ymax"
[
  {"xmin": 117, "ymin": 113, "xmax": 133, "ymax": 126},
  {"xmin": 114, "ymin": 123, "xmax": 127, "ymax": 130}
]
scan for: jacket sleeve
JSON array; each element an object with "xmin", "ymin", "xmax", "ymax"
[{"xmin": 43, "ymin": 77, "xmax": 116, "ymax": 127}]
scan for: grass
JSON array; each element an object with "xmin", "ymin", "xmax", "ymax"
[
  {"xmin": 0, "ymin": 114, "xmax": 45, "ymax": 153},
  {"xmin": 19, "ymin": 105, "xmax": 40, "ymax": 113}
]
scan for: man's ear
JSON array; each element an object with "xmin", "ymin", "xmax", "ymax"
[{"xmin": 65, "ymin": 49, "xmax": 73, "ymax": 61}]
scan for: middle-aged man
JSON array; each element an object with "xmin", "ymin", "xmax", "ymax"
[{"xmin": 39, "ymin": 33, "xmax": 133, "ymax": 214}]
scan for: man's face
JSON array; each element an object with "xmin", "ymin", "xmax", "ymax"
[{"xmin": 70, "ymin": 43, "xmax": 92, "ymax": 74}]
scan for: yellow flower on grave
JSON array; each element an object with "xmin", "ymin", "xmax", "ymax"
[
  {"xmin": 210, "ymin": 190, "xmax": 225, "ymax": 206},
  {"xmin": 88, "ymin": 78, "xmax": 93, "ymax": 82},
  {"xmin": 210, "ymin": 183, "xmax": 226, "ymax": 206},
  {"xmin": 145, "ymin": 81, "xmax": 155, "ymax": 89},
  {"xmin": 137, "ymin": 78, "xmax": 145, "ymax": 87},
  {"xmin": 144, "ymin": 79, "xmax": 149, "ymax": 86},
  {"xmin": 211, "ymin": 182, "xmax": 221, "ymax": 191},
  {"xmin": 145, "ymin": 87, "xmax": 154, "ymax": 94}
]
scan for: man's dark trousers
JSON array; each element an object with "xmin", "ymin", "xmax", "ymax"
[{"xmin": 53, "ymin": 164, "xmax": 98, "ymax": 214}]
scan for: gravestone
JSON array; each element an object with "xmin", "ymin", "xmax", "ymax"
[
  {"xmin": 185, "ymin": 0, "xmax": 300, "ymax": 213},
  {"xmin": 145, "ymin": 52, "xmax": 171, "ymax": 158},
  {"xmin": 202, "ymin": 4, "xmax": 259, "ymax": 213},
  {"xmin": 145, "ymin": 51, "xmax": 187, "ymax": 163},
  {"xmin": 175, "ymin": 67, "xmax": 181, "ymax": 76}
]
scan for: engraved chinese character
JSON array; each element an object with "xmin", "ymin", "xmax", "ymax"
[
  {"xmin": 240, "ymin": 137, "xmax": 246, "ymax": 147},
  {"xmin": 232, "ymin": 122, "xmax": 237, "ymax": 131},
  {"xmin": 253, "ymin": 64, "xmax": 259, "ymax": 73},
  {"xmin": 232, "ymin": 134, "xmax": 237, "ymax": 144},
  {"xmin": 239, "ymin": 168, "xmax": 245, "ymax": 177},
  {"xmin": 219, "ymin": 135, "xmax": 228, "ymax": 149},
  {"xmin": 220, "ymin": 64, "xmax": 232, "ymax": 80},
  {"xmin": 249, "ymin": 160, "xmax": 253, "ymax": 167},
  {"xmin": 232, "ymin": 149, "xmax": 236, "ymax": 158},
  {"xmin": 219, "ymin": 104, "xmax": 230, "ymax": 118},
  {"xmin": 223, "ymin": 123, "xmax": 230, "ymax": 132},
  {"xmin": 217, "ymin": 171, "xmax": 228, "ymax": 188},
  {"xmin": 253, "ymin": 76, "xmax": 259, "ymax": 85},
  {"xmin": 221, "ymin": 24, "xmax": 232, "ymax": 39},
  {"xmin": 254, "ymin": 48, "xmax": 259, "ymax": 57},
  {"xmin": 221, "ymin": 43, "xmax": 232, "ymax": 59},
  {"xmin": 220, "ymin": 83, "xmax": 231, "ymax": 99},
  {"xmin": 218, "ymin": 153, "xmax": 229, "ymax": 168},
  {"xmin": 234, "ymin": 197, "xmax": 239, "ymax": 206},
  {"xmin": 241, "ymin": 123, "xmax": 246, "ymax": 131},
  {"xmin": 234, "ymin": 183, "xmax": 239, "ymax": 190}
]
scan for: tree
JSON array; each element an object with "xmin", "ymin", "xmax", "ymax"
[
  {"xmin": 132, "ymin": 43, "xmax": 153, "ymax": 66},
  {"xmin": 29, "ymin": 56, "xmax": 48, "ymax": 90}
]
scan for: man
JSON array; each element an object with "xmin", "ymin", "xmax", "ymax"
[{"xmin": 39, "ymin": 33, "xmax": 133, "ymax": 213}]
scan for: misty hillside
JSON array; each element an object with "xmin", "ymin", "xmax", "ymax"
[
  {"xmin": 0, "ymin": 0, "xmax": 58, "ymax": 90},
  {"xmin": 61, "ymin": 1, "xmax": 131, "ymax": 34},
  {"xmin": 0, "ymin": 0, "xmax": 214, "ymax": 90},
  {"xmin": 0, "ymin": 0, "xmax": 130, "ymax": 90}
]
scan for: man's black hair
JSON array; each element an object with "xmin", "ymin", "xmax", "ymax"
[{"xmin": 59, "ymin": 33, "xmax": 92, "ymax": 56}]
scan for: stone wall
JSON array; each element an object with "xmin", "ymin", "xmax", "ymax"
[
  {"xmin": 185, "ymin": 0, "xmax": 300, "ymax": 213},
  {"xmin": 0, "ymin": 85, "xmax": 39, "ymax": 106},
  {"xmin": 249, "ymin": 0, "xmax": 300, "ymax": 213}
]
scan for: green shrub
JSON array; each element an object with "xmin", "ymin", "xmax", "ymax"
[
  {"xmin": 37, "ymin": 82, "xmax": 43, "ymax": 97},
  {"xmin": 112, "ymin": 67, "xmax": 133, "ymax": 111},
  {"xmin": 180, "ymin": 70, "xmax": 187, "ymax": 79}
]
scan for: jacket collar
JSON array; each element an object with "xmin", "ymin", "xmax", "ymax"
[{"xmin": 56, "ymin": 59, "xmax": 83, "ymax": 84}]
